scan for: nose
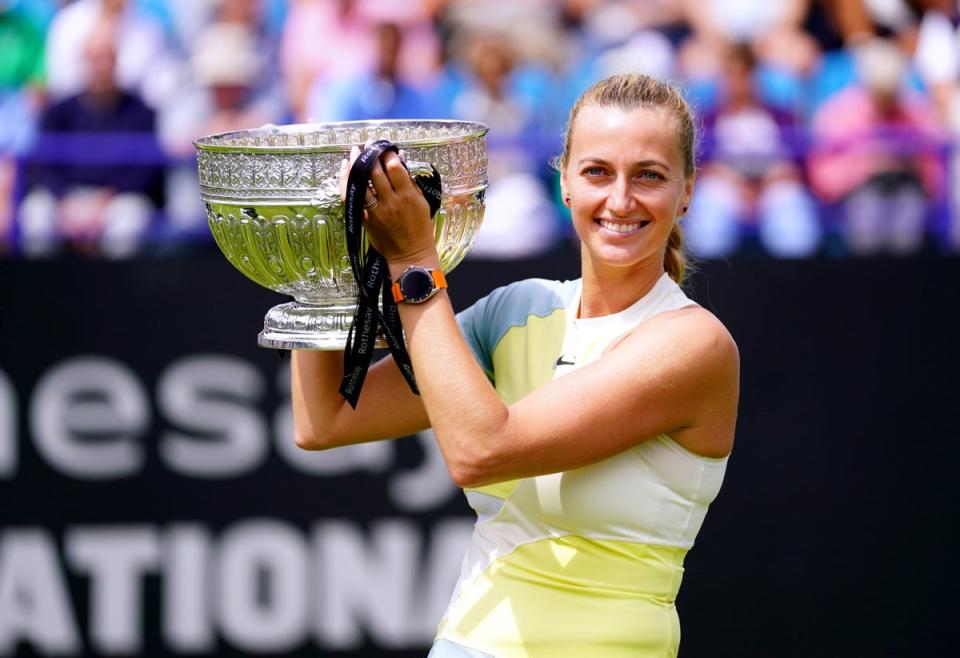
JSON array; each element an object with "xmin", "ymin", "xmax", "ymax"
[{"xmin": 605, "ymin": 176, "xmax": 636, "ymax": 216}]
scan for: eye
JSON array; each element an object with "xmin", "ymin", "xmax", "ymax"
[
  {"xmin": 638, "ymin": 170, "xmax": 665, "ymax": 181},
  {"xmin": 582, "ymin": 166, "xmax": 606, "ymax": 177}
]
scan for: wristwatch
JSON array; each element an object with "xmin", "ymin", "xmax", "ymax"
[{"xmin": 392, "ymin": 266, "xmax": 448, "ymax": 304}]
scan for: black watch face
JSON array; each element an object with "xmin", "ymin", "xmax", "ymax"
[{"xmin": 399, "ymin": 268, "xmax": 434, "ymax": 302}]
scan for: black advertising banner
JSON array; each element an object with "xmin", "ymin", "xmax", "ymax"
[{"xmin": 1, "ymin": 250, "xmax": 958, "ymax": 656}]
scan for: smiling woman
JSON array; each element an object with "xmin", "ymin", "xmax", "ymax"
[
  {"xmin": 561, "ymin": 102, "xmax": 692, "ymax": 298},
  {"xmin": 557, "ymin": 74, "xmax": 697, "ymax": 302},
  {"xmin": 290, "ymin": 74, "xmax": 739, "ymax": 658}
]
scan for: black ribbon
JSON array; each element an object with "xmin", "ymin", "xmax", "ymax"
[{"xmin": 339, "ymin": 140, "xmax": 442, "ymax": 408}]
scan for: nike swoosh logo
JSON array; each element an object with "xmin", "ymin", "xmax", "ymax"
[{"xmin": 555, "ymin": 356, "xmax": 575, "ymax": 367}]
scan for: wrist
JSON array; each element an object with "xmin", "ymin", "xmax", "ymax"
[{"xmin": 387, "ymin": 246, "xmax": 441, "ymax": 279}]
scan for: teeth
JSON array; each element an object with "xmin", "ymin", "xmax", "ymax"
[{"xmin": 599, "ymin": 220, "xmax": 646, "ymax": 233}]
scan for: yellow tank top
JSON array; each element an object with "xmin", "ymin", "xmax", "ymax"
[{"xmin": 442, "ymin": 274, "xmax": 729, "ymax": 657}]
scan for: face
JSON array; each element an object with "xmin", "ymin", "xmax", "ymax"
[
  {"xmin": 84, "ymin": 32, "xmax": 117, "ymax": 94},
  {"xmin": 723, "ymin": 52, "xmax": 753, "ymax": 102},
  {"xmin": 560, "ymin": 104, "xmax": 693, "ymax": 276}
]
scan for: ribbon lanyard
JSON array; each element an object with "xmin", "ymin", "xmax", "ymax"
[{"xmin": 339, "ymin": 140, "xmax": 442, "ymax": 408}]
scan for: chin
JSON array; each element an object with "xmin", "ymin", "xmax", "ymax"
[{"xmin": 584, "ymin": 243, "xmax": 661, "ymax": 272}]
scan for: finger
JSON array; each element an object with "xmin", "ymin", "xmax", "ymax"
[
  {"xmin": 348, "ymin": 145, "xmax": 360, "ymax": 168},
  {"xmin": 345, "ymin": 145, "xmax": 381, "ymax": 206},
  {"xmin": 363, "ymin": 188, "xmax": 380, "ymax": 213},
  {"xmin": 368, "ymin": 156, "xmax": 396, "ymax": 198},
  {"xmin": 380, "ymin": 151, "xmax": 412, "ymax": 192},
  {"xmin": 338, "ymin": 157, "xmax": 348, "ymax": 199}
]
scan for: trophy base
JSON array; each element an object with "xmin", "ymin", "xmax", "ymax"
[{"xmin": 258, "ymin": 301, "xmax": 387, "ymax": 351}]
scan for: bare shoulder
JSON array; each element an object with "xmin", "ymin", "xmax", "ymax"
[
  {"xmin": 612, "ymin": 305, "xmax": 739, "ymax": 457},
  {"xmin": 620, "ymin": 305, "xmax": 739, "ymax": 377}
]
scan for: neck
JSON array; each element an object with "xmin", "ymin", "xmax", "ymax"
[{"xmin": 578, "ymin": 250, "xmax": 666, "ymax": 319}]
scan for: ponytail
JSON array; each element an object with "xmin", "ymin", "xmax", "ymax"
[{"xmin": 664, "ymin": 221, "xmax": 690, "ymax": 284}]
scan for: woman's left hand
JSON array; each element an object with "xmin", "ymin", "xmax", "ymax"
[{"xmin": 348, "ymin": 145, "xmax": 437, "ymax": 265}]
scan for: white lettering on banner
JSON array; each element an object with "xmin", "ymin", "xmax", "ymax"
[
  {"xmin": 0, "ymin": 529, "xmax": 81, "ymax": 654},
  {"xmin": 217, "ymin": 520, "xmax": 309, "ymax": 652},
  {"xmin": 314, "ymin": 519, "xmax": 472, "ymax": 648},
  {"xmin": 418, "ymin": 519, "xmax": 475, "ymax": 629},
  {"xmin": 272, "ymin": 363, "xmax": 392, "ymax": 475},
  {"xmin": 8, "ymin": 354, "xmax": 460, "ymax": 511},
  {"xmin": 273, "ymin": 364, "xmax": 457, "ymax": 510},
  {"xmin": 316, "ymin": 520, "xmax": 419, "ymax": 648},
  {"xmin": 157, "ymin": 355, "xmax": 268, "ymax": 477},
  {"xmin": 0, "ymin": 519, "xmax": 473, "ymax": 655},
  {"xmin": 0, "ymin": 369, "xmax": 15, "ymax": 477},
  {"xmin": 389, "ymin": 429, "xmax": 457, "ymax": 512},
  {"xmin": 65, "ymin": 527, "xmax": 160, "ymax": 654},
  {"xmin": 30, "ymin": 357, "xmax": 148, "ymax": 479},
  {"xmin": 162, "ymin": 525, "xmax": 214, "ymax": 652}
]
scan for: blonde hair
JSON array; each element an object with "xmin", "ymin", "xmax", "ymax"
[{"xmin": 559, "ymin": 74, "xmax": 697, "ymax": 284}]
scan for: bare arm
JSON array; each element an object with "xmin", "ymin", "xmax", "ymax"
[
  {"xmin": 291, "ymin": 346, "xmax": 430, "ymax": 449},
  {"xmin": 361, "ymin": 152, "xmax": 738, "ymax": 488},
  {"xmin": 291, "ymin": 146, "xmax": 434, "ymax": 449},
  {"xmin": 392, "ymin": 279, "xmax": 738, "ymax": 487}
]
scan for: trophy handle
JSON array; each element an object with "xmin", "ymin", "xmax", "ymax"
[{"xmin": 309, "ymin": 159, "xmax": 437, "ymax": 210}]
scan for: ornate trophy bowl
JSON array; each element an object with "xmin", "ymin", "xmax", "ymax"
[{"xmin": 195, "ymin": 120, "xmax": 488, "ymax": 350}]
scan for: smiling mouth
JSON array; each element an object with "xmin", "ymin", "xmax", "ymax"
[{"xmin": 596, "ymin": 219, "xmax": 652, "ymax": 234}]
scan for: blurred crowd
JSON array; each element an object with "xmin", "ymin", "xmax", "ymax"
[{"xmin": 1, "ymin": 0, "xmax": 959, "ymax": 259}]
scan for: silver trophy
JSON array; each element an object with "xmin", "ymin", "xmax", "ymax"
[{"xmin": 195, "ymin": 120, "xmax": 489, "ymax": 350}]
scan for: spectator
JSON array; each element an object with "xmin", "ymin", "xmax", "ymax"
[
  {"xmin": 911, "ymin": 0, "xmax": 958, "ymax": 122},
  {"xmin": 678, "ymin": 0, "xmax": 819, "ymax": 110},
  {"xmin": 160, "ymin": 21, "xmax": 281, "ymax": 157},
  {"xmin": 808, "ymin": 38, "xmax": 946, "ymax": 255},
  {"xmin": 159, "ymin": 21, "xmax": 284, "ymax": 237},
  {"xmin": 0, "ymin": 0, "xmax": 48, "ymax": 251},
  {"xmin": 561, "ymin": 0, "xmax": 688, "ymax": 47},
  {"xmin": 547, "ymin": 1, "xmax": 683, "ymax": 141},
  {"xmin": 439, "ymin": 0, "xmax": 567, "ymax": 72},
  {"xmin": 448, "ymin": 28, "xmax": 560, "ymax": 258},
  {"xmin": 0, "ymin": 1, "xmax": 45, "ymax": 96},
  {"xmin": 164, "ymin": 0, "xmax": 287, "ymax": 53},
  {"xmin": 686, "ymin": 43, "xmax": 820, "ymax": 257},
  {"xmin": 803, "ymin": 0, "xmax": 921, "ymax": 115},
  {"xmin": 282, "ymin": 0, "xmax": 441, "ymax": 121},
  {"xmin": 18, "ymin": 21, "xmax": 165, "ymax": 258},
  {"xmin": 201, "ymin": 0, "xmax": 284, "ymax": 114},
  {"xmin": 912, "ymin": 0, "xmax": 960, "ymax": 249},
  {"xmin": 307, "ymin": 21, "xmax": 435, "ymax": 121},
  {"xmin": 44, "ymin": 0, "xmax": 178, "ymax": 109}
]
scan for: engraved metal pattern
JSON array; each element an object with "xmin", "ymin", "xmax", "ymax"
[
  {"xmin": 196, "ymin": 120, "xmax": 488, "ymax": 203},
  {"xmin": 195, "ymin": 120, "xmax": 488, "ymax": 349}
]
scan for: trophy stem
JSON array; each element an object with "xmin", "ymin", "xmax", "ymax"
[{"xmin": 258, "ymin": 301, "xmax": 387, "ymax": 351}]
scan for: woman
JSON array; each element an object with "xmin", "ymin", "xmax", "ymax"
[{"xmin": 292, "ymin": 74, "xmax": 739, "ymax": 657}]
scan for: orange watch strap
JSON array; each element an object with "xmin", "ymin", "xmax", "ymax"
[{"xmin": 391, "ymin": 269, "xmax": 447, "ymax": 303}]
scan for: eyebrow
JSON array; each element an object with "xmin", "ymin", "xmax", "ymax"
[{"xmin": 577, "ymin": 157, "xmax": 671, "ymax": 170}]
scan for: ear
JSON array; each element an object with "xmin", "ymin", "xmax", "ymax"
[
  {"xmin": 680, "ymin": 173, "xmax": 695, "ymax": 215},
  {"xmin": 559, "ymin": 171, "xmax": 570, "ymax": 207}
]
